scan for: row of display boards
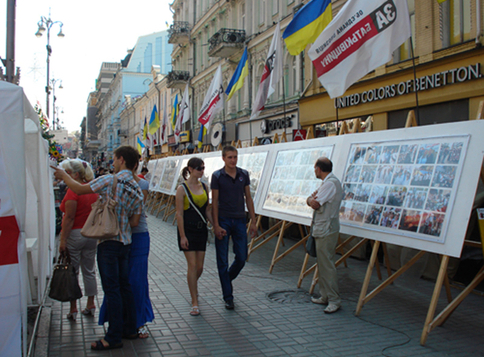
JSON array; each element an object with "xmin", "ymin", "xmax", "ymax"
[
  {"xmin": 147, "ymin": 120, "xmax": 484, "ymax": 258},
  {"xmin": 144, "ymin": 119, "xmax": 484, "ymax": 345}
]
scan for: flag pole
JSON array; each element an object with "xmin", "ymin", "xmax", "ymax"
[
  {"xmin": 282, "ymin": 68, "xmax": 287, "ymax": 139},
  {"xmin": 410, "ymin": 37, "xmax": 420, "ymax": 126}
]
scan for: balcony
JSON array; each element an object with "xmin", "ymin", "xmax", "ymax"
[
  {"xmin": 208, "ymin": 29, "xmax": 246, "ymax": 58},
  {"xmin": 168, "ymin": 21, "xmax": 191, "ymax": 45},
  {"xmin": 166, "ymin": 70, "xmax": 190, "ymax": 89}
]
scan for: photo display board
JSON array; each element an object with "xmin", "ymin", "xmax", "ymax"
[
  {"xmin": 146, "ymin": 159, "xmax": 158, "ymax": 188},
  {"xmin": 336, "ymin": 120, "xmax": 484, "ymax": 257},
  {"xmin": 150, "ymin": 159, "xmax": 166, "ymax": 191},
  {"xmin": 339, "ymin": 136, "xmax": 469, "ymax": 243},
  {"xmin": 237, "ymin": 149, "xmax": 269, "ymax": 200},
  {"xmin": 158, "ymin": 158, "xmax": 182, "ymax": 194},
  {"xmin": 256, "ymin": 137, "xmax": 340, "ymax": 225}
]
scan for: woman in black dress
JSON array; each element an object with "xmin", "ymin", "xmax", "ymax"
[{"xmin": 175, "ymin": 157, "xmax": 213, "ymax": 316}]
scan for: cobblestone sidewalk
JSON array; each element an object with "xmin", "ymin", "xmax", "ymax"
[{"xmin": 46, "ymin": 214, "xmax": 484, "ymax": 357}]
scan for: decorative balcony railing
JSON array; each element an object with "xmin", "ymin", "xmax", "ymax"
[
  {"xmin": 166, "ymin": 70, "xmax": 190, "ymax": 89},
  {"xmin": 168, "ymin": 21, "xmax": 191, "ymax": 45},
  {"xmin": 208, "ymin": 28, "xmax": 246, "ymax": 58}
]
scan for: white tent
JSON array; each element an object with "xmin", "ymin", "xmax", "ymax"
[{"xmin": 0, "ymin": 81, "xmax": 55, "ymax": 356}]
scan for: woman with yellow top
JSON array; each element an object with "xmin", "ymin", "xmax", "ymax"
[{"xmin": 176, "ymin": 157, "xmax": 213, "ymax": 316}]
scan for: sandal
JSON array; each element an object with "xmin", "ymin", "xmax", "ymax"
[
  {"xmin": 91, "ymin": 339, "xmax": 123, "ymax": 350},
  {"xmin": 138, "ymin": 325, "xmax": 149, "ymax": 339},
  {"xmin": 81, "ymin": 307, "xmax": 96, "ymax": 316},
  {"xmin": 190, "ymin": 306, "xmax": 200, "ymax": 316}
]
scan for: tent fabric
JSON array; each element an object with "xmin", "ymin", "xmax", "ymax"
[{"xmin": 0, "ymin": 80, "xmax": 55, "ymax": 356}]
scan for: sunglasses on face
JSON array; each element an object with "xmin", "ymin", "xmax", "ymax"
[{"xmin": 195, "ymin": 166, "xmax": 205, "ymax": 171}]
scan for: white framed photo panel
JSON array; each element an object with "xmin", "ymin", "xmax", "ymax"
[{"xmin": 336, "ymin": 120, "xmax": 484, "ymax": 258}]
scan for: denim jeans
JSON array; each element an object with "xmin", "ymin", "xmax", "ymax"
[
  {"xmin": 215, "ymin": 217, "xmax": 248, "ymax": 302},
  {"xmin": 97, "ymin": 240, "xmax": 137, "ymax": 345}
]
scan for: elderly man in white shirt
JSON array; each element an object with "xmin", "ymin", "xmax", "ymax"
[{"xmin": 306, "ymin": 157, "xmax": 343, "ymax": 314}]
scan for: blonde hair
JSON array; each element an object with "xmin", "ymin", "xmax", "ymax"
[{"xmin": 60, "ymin": 159, "xmax": 94, "ymax": 182}]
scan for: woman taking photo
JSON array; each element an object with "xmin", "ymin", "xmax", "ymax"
[
  {"xmin": 59, "ymin": 159, "xmax": 98, "ymax": 321},
  {"xmin": 176, "ymin": 157, "xmax": 213, "ymax": 316}
]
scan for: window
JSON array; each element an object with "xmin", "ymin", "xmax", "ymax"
[
  {"xmin": 394, "ymin": 0, "xmax": 415, "ymax": 63},
  {"xmin": 441, "ymin": 0, "xmax": 472, "ymax": 47},
  {"xmin": 241, "ymin": 3, "xmax": 246, "ymax": 30},
  {"xmin": 272, "ymin": 0, "xmax": 279, "ymax": 16},
  {"xmin": 259, "ymin": 1, "xmax": 265, "ymax": 25}
]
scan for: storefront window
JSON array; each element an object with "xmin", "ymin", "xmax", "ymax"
[{"xmin": 314, "ymin": 117, "xmax": 372, "ymax": 137}]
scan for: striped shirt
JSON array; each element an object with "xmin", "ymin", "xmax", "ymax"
[{"xmin": 90, "ymin": 170, "xmax": 143, "ymax": 244}]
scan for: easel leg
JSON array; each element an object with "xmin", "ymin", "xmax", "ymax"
[
  {"xmin": 420, "ymin": 255, "xmax": 450, "ymax": 346},
  {"xmin": 355, "ymin": 241, "xmax": 380, "ymax": 316}
]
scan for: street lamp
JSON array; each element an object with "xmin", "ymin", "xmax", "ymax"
[
  {"xmin": 35, "ymin": 13, "xmax": 65, "ymax": 119},
  {"xmin": 50, "ymin": 78, "xmax": 63, "ymax": 130}
]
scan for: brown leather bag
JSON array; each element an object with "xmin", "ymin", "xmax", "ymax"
[{"xmin": 81, "ymin": 175, "xmax": 120, "ymax": 239}]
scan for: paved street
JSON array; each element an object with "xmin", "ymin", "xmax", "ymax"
[{"xmin": 46, "ymin": 213, "xmax": 484, "ymax": 357}]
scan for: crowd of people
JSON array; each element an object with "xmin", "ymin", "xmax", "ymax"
[{"xmin": 52, "ymin": 145, "xmax": 259, "ymax": 351}]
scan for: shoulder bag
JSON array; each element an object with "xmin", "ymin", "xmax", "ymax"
[
  {"xmin": 81, "ymin": 175, "xmax": 120, "ymax": 239},
  {"xmin": 305, "ymin": 211, "xmax": 317, "ymax": 257},
  {"xmin": 181, "ymin": 182, "xmax": 214, "ymax": 243},
  {"xmin": 49, "ymin": 250, "xmax": 83, "ymax": 302}
]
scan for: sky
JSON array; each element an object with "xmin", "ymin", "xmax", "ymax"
[{"xmin": 1, "ymin": 0, "xmax": 174, "ymax": 133}]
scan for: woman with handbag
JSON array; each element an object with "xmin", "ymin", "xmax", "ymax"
[
  {"xmin": 98, "ymin": 162, "xmax": 154, "ymax": 339},
  {"xmin": 176, "ymin": 157, "xmax": 214, "ymax": 316},
  {"xmin": 59, "ymin": 159, "xmax": 99, "ymax": 321}
]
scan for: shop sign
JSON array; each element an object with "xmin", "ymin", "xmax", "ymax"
[
  {"xmin": 260, "ymin": 117, "xmax": 293, "ymax": 134},
  {"xmin": 335, "ymin": 63, "xmax": 482, "ymax": 109},
  {"xmin": 179, "ymin": 131, "xmax": 190, "ymax": 143},
  {"xmin": 168, "ymin": 135, "xmax": 176, "ymax": 145},
  {"xmin": 293, "ymin": 129, "xmax": 307, "ymax": 141}
]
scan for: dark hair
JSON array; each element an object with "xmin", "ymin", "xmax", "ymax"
[
  {"xmin": 222, "ymin": 145, "xmax": 237, "ymax": 157},
  {"xmin": 141, "ymin": 167, "xmax": 149, "ymax": 173},
  {"xmin": 181, "ymin": 157, "xmax": 204, "ymax": 180},
  {"xmin": 315, "ymin": 157, "xmax": 332, "ymax": 173},
  {"xmin": 114, "ymin": 146, "xmax": 140, "ymax": 170}
]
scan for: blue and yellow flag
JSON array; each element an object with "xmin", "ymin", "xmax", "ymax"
[
  {"xmin": 137, "ymin": 136, "xmax": 145, "ymax": 155},
  {"xmin": 282, "ymin": 0, "xmax": 332, "ymax": 56},
  {"xmin": 171, "ymin": 94, "xmax": 179, "ymax": 130},
  {"xmin": 197, "ymin": 124, "xmax": 207, "ymax": 149},
  {"xmin": 142, "ymin": 116, "xmax": 148, "ymax": 141},
  {"xmin": 148, "ymin": 105, "xmax": 160, "ymax": 135},
  {"xmin": 225, "ymin": 47, "xmax": 249, "ymax": 101}
]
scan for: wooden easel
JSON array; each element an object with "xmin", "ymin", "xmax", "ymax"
[{"xmin": 353, "ymin": 109, "xmax": 484, "ymax": 345}]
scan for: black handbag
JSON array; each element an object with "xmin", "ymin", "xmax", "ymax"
[
  {"xmin": 306, "ymin": 235, "xmax": 317, "ymax": 257},
  {"xmin": 49, "ymin": 250, "xmax": 83, "ymax": 302}
]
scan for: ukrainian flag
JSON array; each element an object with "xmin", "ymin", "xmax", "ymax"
[
  {"xmin": 197, "ymin": 124, "xmax": 207, "ymax": 149},
  {"xmin": 137, "ymin": 136, "xmax": 145, "ymax": 155},
  {"xmin": 171, "ymin": 94, "xmax": 179, "ymax": 130},
  {"xmin": 225, "ymin": 47, "xmax": 249, "ymax": 101},
  {"xmin": 282, "ymin": 0, "xmax": 332, "ymax": 56},
  {"xmin": 148, "ymin": 105, "xmax": 160, "ymax": 135}
]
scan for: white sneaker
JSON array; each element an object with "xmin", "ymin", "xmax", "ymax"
[
  {"xmin": 311, "ymin": 296, "xmax": 328, "ymax": 305},
  {"xmin": 324, "ymin": 304, "xmax": 340, "ymax": 314}
]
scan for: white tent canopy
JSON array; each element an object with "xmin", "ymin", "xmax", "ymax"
[{"xmin": 0, "ymin": 81, "xmax": 55, "ymax": 356}]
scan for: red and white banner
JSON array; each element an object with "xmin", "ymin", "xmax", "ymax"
[
  {"xmin": 251, "ymin": 22, "xmax": 283, "ymax": 119},
  {"xmin": 309, "ymin": 0, "xmax": 411, "ymax": 98},
  {"xmin": 198, "ymin": 65, "xmax": 224, "ymax": 132}
]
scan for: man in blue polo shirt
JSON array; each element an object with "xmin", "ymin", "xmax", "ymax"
[{"xmin": 211, "ymin": 145, "xmax": 257, "ymax": 310}]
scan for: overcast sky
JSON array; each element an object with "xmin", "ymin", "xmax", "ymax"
[{"xmin": 1, "ymin": 0, "xmax": 174, "ymax": 132}]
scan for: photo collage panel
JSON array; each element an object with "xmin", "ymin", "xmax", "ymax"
[
  {"xmin": 149, "ymin": 160, "xmax": 165, "ymax": 191},
  {"xmin": 263, "ymin": 146, "xmax": 333, "ymax": 217},
  {"xmin": 237, "ymin": 152, "xmax": 268, "ymax": 199},
  {"xmin": 159, "ymin": 159, "xmax": 180, "ymax": 193},
  {"xmin": 340, "ymin": 138, "xmax": 467, "ymax": 242}
]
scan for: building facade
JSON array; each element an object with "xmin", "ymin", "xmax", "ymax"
[{"xmin": 169, "ymin": 0, "xmax": 308, "ymax": 149}]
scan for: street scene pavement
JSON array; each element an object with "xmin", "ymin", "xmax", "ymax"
[{"xmin": 45, "ymin": 213, "xmax": 484, "ymax": 357}]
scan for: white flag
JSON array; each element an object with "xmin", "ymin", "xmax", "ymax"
[
  {"xmin": 251, "ymin": 22, "xmax": 283, "ymax": 119},
  {"xmin": 198, "ymin": 65, "xmax": 223, "ymax": 133},
  {"xmin": 175, "ymin": 83, "xmax": 190, "ymax": 143},
  {"xmin": 308, "ymin": 0, "xmax": 411, "ymax": 98}
]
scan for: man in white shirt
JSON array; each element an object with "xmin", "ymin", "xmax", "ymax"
[{"xmin": 306, "ymin": 157, "xmax": 343, "ymax": 314}]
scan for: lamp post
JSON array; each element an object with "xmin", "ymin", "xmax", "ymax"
[
  {"xmin": 50, "ymin": 78, "xmax": 63, "ymax": 130},
  {"xmin": 35, "ymin": 13, "xmax": 64, "ymax": 119}
]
